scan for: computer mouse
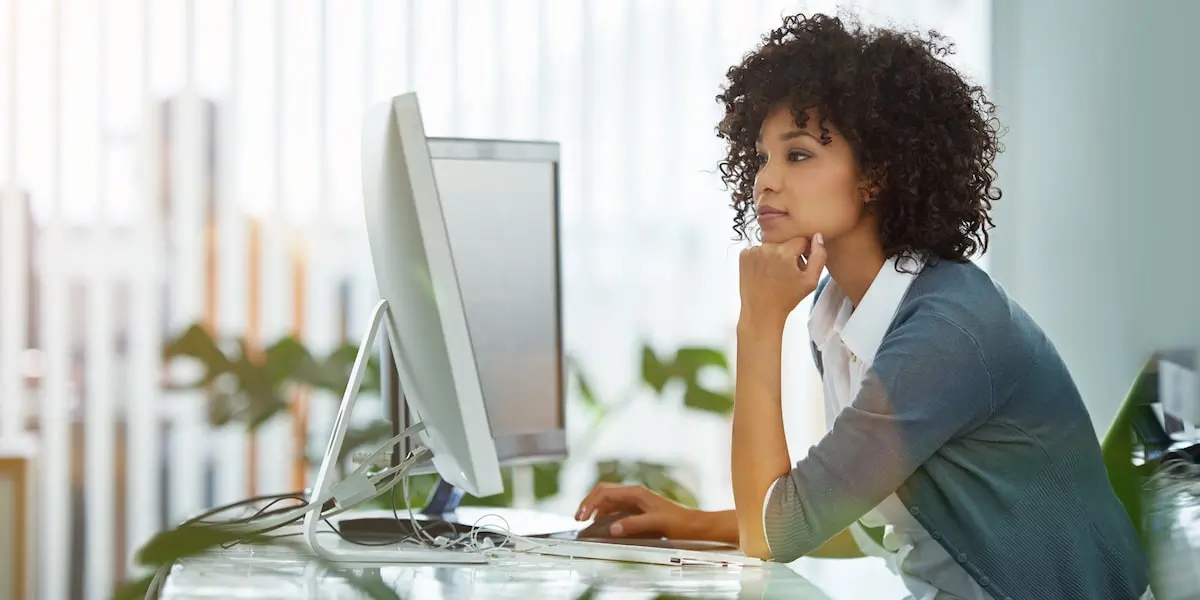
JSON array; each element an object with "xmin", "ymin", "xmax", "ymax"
[{"xmin": 578, "ymin": 510, "xmax": 664, "ymax": 539}]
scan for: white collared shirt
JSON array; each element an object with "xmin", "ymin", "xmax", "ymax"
[{"xmin": 765, "ymin": 255, "xmax": 992, "ymax": 600}]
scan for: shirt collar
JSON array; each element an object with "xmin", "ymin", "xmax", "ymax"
[{"xmin": 808, "ymin": 254, "xmax": 924, "ymax": 363}]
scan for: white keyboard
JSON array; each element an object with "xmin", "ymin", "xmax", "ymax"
[{"xmin": 509, "ymin": 536, "xmax": 763, "ymax": 567}]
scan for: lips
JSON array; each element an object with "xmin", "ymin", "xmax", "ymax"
[{"xmin": 756, "ymin": 205, "xmax": 788, "ymax": 223}]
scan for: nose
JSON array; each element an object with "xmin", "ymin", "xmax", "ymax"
[{"xmin": 754, "ymin": 158, "xmax": 781, "ymax": 205}]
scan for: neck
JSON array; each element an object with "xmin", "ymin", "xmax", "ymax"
[{"xmin": 824, "ymin": 222, "xmax": 886, "ymax": 308}]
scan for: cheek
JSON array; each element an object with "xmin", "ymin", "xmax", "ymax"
[
  {"xmin": 801, "ymin": 200, "xmax": 863, "ymax": 237},
  {"xmin": 789, "ymin": 173, "xmax": 864, "ymax": 232}
]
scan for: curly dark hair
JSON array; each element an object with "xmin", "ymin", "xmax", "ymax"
[{"xmin": 716, "ymin": 12, "xmax": 1002, "ymax": 263}]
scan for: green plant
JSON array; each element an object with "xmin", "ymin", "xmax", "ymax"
[
  {"xmin": 164, "ymin": 324, "xmax": 390, "ymax": 461},
  {"xmin": 165, "ymin": 322, "xmax": 734, "ymax": 508},
  {"xmin": 582, "ymin": 343, "xmax": 732, "ymax": 503}
]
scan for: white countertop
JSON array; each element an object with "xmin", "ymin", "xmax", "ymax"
[
  {"xmin": 156, "ymin": 506, "xmax": 908, "ymax": 599},
  {"xmin": 160, "ymin": 543, "xmax": 839, "ymax": 600}
]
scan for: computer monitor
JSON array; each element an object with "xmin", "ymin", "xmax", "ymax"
[
  {"xmin": 303, "ymin": 92, "xmax": 504, "ymax": 563},
  {"xmin": 382, "ymin": 137, "xmax": 567, "ymax": 514}
]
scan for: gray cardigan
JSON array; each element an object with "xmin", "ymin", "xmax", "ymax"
[{"xmin": 762, "ymin": 258, "xmax": 1149, "ymax": 600}]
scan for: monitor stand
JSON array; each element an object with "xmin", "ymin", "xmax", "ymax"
[{"xmin": 303, "ymin": 298, "xmax": 486, "ymax": 564}]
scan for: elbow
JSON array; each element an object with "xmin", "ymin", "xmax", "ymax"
[{"xmin": 739, "ymin": 534, "xmax": 773, "ymax": 561}]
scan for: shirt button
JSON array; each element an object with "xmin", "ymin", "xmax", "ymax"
[
  {"xmin": 955, "ymin": 553, "xmax": 967, "ymax": 564},
  {"xmin": 908, "ymin": 506, "xmax": 920, "ymax": 516},
  {"xmin": 930, "ymin": 531, "xmax": 942, "ymax": 540},
  {"xmin": 978, "ymin": 576, "xmax": 990, "ymax": 587}
]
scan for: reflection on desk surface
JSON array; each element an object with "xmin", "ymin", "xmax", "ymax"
[
  {"xmin": 159, "ymin": 544, "xmax": 836, "ymax": 600},
  {"xmin": 1145, "ymin": 463, "xmax": 1200, "ymax": 599}
]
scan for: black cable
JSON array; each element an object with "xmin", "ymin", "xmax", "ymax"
[
  {"xmin": 218, "ymin": 497, "xmax": 311, "ymax": 550},
  {"xmin": 182, "ymin": 492, "xmax": 308, "ymax": 526},
  {"xmin": 246, "ymin": 495, "xmax": 308, "ymax": 521},
  {"xmin": 196, "ymin": 452, "xmax": 426, "ymax": 551}
]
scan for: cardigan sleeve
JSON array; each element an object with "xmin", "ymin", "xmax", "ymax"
[{"xmin": 762, "ymin": 312, "xmax": 996, "ymax": 562}]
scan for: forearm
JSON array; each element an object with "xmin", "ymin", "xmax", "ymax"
[
  {"xmin": 731, "ymin": 318, "xmax": 791, "ymax": 560},
  {"xmin": 686, "ymin": 510, "xmax": 858, "ymax": 554},
  {"xmin": 686, "ymin": 509, "xmax": 740, "ymax": 545}
]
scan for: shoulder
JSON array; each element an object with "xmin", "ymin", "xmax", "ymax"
[
  {"xmin": 891, "ymin": 259, "xmax": 1036, "ymax": 384},
  {"xmin": 866, "ymin": 261, "xmax": 1004, "ymax": 418},
  {"xmin": 898, "ymin": 260, "xmax": 1010, "ymax": 332}
]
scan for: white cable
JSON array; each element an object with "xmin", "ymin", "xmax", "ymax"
[{"xmin": 349, "ymin": 422, "xmax": 425, "ymax": 479}]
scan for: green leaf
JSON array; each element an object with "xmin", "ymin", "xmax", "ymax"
[
  {"xmin": 672, "ymin": 346, "xmax": 729, "ymax": 375},
  {"xmin": 223, "ymin": 352, "xmax": 286, "ymax": 429},
  {"xmin": 338, "ymin": 421, "xmax": 394, "ymax": 463},
  {"xmin": 595, "ymin": 460, "xmax": 624, "ymax": 484},
  {"xmin": 134, "ymin": 523, "xmax": 271, "ymax": 566},
  {"xmin": 111, "ymin": 574, "xmax": 154, "ymax": 600},
  {"xmin": 263, "ymin": 336, "xmax": 315, "ymax": 388},
  {"xmin": 377, "ymin": 472, "xmax": 440, "ymax": 510},
  {"xmin": 635, "ymin": 462, "xmax": 700, "ymax": 508},
  {"xmin": 295, "ymin": 343, "xmax": 382, "ymax": 396},
  {"xmin": 641, "ymin": 345, "xmax": 671, "ymax": 393},
  {"xmin": 245, "ymin": 393, "xmax": 288, "ymax": 429},
  {"xmin": 163, "ymin": 324, "xmax": 234, "ymax": 388},
  {"xmin": 589, "ymin": 460, "xmax": 700, "ymax": 509},
  {"xmin": 567, "ymin": 356, "xmax": 601, "ymax": 409},
  {"xmin": 206, "ymin": 391, "xmax": 237, "ymax": 427},
  {"xmin": 682, "ymin": 384, "xmax": 734, "ymax": 415},
  {"xmin": 533, "ymin": 461, "xmax": 563, "ymax": 500},
  {"xmin": 229, "ymin": 352, "xmax": 269, "ymax": 398}
]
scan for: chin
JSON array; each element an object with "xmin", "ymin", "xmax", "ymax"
[{"xmin": 760, "ymin": 227, "xmax": 807, "ymax": 245}]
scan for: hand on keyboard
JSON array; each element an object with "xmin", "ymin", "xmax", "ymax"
[{"xmin": 575, "ymin": 483, "xmax": 701, "ymax": 540}]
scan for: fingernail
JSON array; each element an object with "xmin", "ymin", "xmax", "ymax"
[
  {"xmin": 610, "ymin": 523, "xmax": 623, "ymax": 536},
  {"xmin": 577, "ymin": 506, "xmax": 587, "ymax": 519},
  {"xmin": 815, "ymin": 233, "xmax": 824, "ymax": 245}
]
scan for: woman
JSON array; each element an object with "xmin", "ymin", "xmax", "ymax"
[{"xmin": 575, "ymin": 13, "xmax": 1150, "ymax": 600}]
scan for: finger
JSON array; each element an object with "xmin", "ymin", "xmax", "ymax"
[
  {"xmin": 610, "ymin": 513, "xmax": 664, "ymax": 538},
  {"xmin": 576, "ymin": 484, "xmax": 631, "ymax": 520},
  {"xmin": 576, "ymin": 485, "xmax": 650, "ymax": 521},
  {"xmin": 801, "ymin": 233, "xmax": 827, "ymax": 276},
  {"xmin": 576, "ymin": 482, "xmax": 618, "ymax": 520},
  {"xmin": 779, "ymin": 236, "xmax": 810, "ymax": 258}
]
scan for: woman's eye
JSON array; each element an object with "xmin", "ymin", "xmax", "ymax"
[{"xmin": 788, "ymin": 150, "xmax": 809, "ymax": 162}]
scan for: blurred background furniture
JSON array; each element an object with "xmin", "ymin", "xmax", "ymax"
[{"xmin": 0, "ymin": 437, "xmax": 36, "ymax": 600}]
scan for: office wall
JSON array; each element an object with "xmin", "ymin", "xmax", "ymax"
[{"xmin": 988, "ymin": 0, "xmax": 1200, "ymax": 435}]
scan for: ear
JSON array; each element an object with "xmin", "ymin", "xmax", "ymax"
[
  {"xmin": 859, "ymin": 164, "xmax": 887, "ymax": 204},
  {"xmin": 864, "ymin": 184, "xmax": 883, "ymax": 203}
]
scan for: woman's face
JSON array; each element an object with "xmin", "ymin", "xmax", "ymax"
[{"xmin": 753, "ymin": 105, "xmax": 872, "ymax": 245}]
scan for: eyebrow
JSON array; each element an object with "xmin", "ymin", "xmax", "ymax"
[{"xmin": 756, "ymin": 129, "xmax": 817, "ymax": 145}]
